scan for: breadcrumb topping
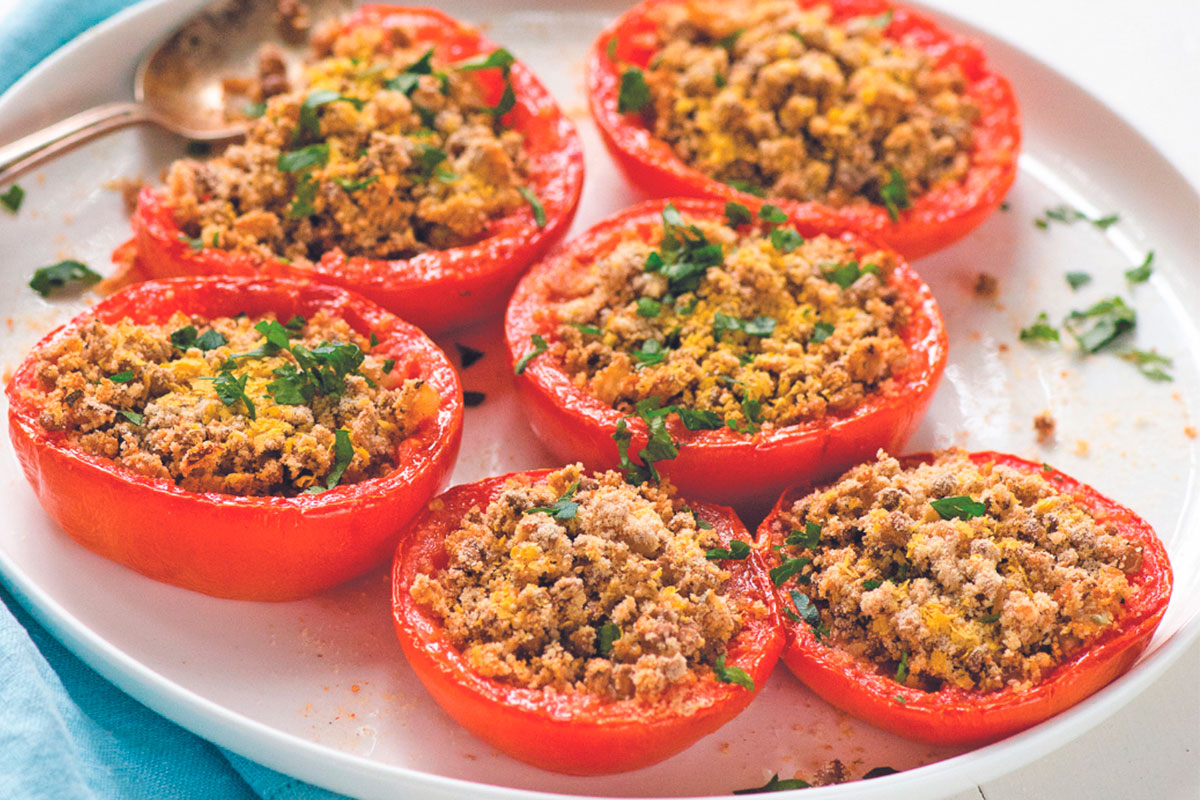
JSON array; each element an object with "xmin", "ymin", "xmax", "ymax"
[
  {"xmin": 411, "ymin": 465, "xmax": 748, "ymax": 700},
  {"xmin": 643, "ymin": 0, "xmax": 978, "ymax": 206},
  {"xmin": 771, "ymin": 449, "xmax": 1143, "ymax": 691},
  {"xmin": 169, "ymin": 21, "xmax": 529, "ymax": 264},
  {"xmin": 28, "ymin": 311, "xmax": 437, "ymax": 496},
  {"xmin": 550, "ymin": 211, "xmax": 909, "ymax": 429}
]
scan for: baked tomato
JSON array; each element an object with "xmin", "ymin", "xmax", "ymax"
[
  {"xmin": 505, "ymin": 197, "xmax": 947, "ymax": 512},
  {"xmin": 391, "ymin": 468, "xmax": 784, "ymax": 774},
  {"xmin": 587, "ymin": 0, "xmax": 1019, "ymax": 259},
  {"xmin": 6, "ymin": 277, "xmax": 462, "ymax": 601},
  {"xmin": 759, "ymin": 451, "xmax": 1173, "ymax": 746},
  {"xmin": 121, "ymin": 5, "xmax": 584, "ymax": 334}
]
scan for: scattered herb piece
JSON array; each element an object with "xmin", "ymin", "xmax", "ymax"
[
  {"xmin": 930, "ymin": 495, "xmax": 987, "ymax": 520},
  {"xmin": 108, "ymin": 370, "xmax": 134, "ymax": 384},
  {"xmin": 605, "ymin": 36, "xmax": 618, "ymax": 61},
  {"xmin": 713, "ymin": 313, "xmax": 776, "ymax": 341},
  {"xmin": 487, "ymin": 82, "xmax": 516, "ymax": 117},
  {"xmin": 1119, "ymin": 349, "xmax": 1173, "ymax": 382},
  {"xmin": 715, "ymin": 29, "xmax": 743, "ymax": 51},
  {"xmin": 705, "ymin": 540, "xmax": 751, "ymax": 560},
  {"xmin": 243, "ymin": 101, "xmax": 267, "ymax": 118},
  {"xmin": 513, "ymin": 333, "xmax": 548, "ymax": 375},
  {"xmin": 1063, "ymin": 296, "xmax": 1136, "ymax": 352},
  {"xmin": 785, "ymin": 521, "xmax": 822, "ymax": 549},
  {"xmin": 632, "ymin": 338, "xmax": 666, "ymax": 367},
  {"xmin": 724, "ymin": 178, "xmax": 766, "ymax": 197},
  {"xmin": 1035, "ymin": 204, "xmax": 1119, "ymax": 230},
  {"xmin": 733, "ymin": 775, "xmax": 811, "ymax": 794},
  {"xmin": 568, "ymin": 322, "xmax": 602, "ymax": 336},
  {"xmin": 712, "ymin": 653, "xmax": 754, "ymax": 691},
  {"xmin": 382, "ymin": 358, "xmax": 396, "ymax": 374},
  {"xmin": 517, "ymin": 186, "xmax": 546, "ymax": 227},
  {"xmin": 597, "ymin": 621, "xmax": 620, "ymax": 656},
  {"xmin": 895, "ymin": 651, "xmax": 910, "ymax": 683},
  {"xmin": 1065, "ymin": 271, "xmax": 1092, "ymax": 290},
  {"xmin": 1019, "ymin": 312, "xmax": 1060, "ymax": 343},
  {"xmin": 326, "ymin": 429, "xmax": 354, "ymax": 489},
  {"xmin": 810, "ymin": 321, "xmax": 834, "ymax": 343},
  {"xmin": 863, "ymin": 9, "xmax": 894, "ymax": 27},
  {"xmin": 177, "ymin": 233, "xmax": 204, "ymax": 251},
  {"xmin": 617, "ymin": 67, "xmax": 650, "ymax": 113},
  {"xmin": 454, "ymin": 48, "xmax": 515, "ymax": 74},
  {"xmin": 1124, "ymin": 251, "xmax": 1154, "ymax": 284},
  {"xmin": 724, "ymin": 201, "xmax": 753, "ymax": 227},
  {"xmin": 862, "ymin": 579, "xmax": 882, "ymax": 590},
  {"xmin": 333, "ymin": 175, "xmax": 378, "ymax": 192},
  {"xmin": 211, "ymin": 370, "xmax": 256, "ymax": 419},
  {"xmin": 525, "ymin": 479, "xmax": 581, "ymax": 520},
  {"xmin": 785, "ymin": 589, "xmax": 827, "ymax": 640},
  {"xmin": 267, "ymin": 364, "xmax": 315, "ymax": 405},
  {"xmin": 636, "ymin": 297, "xmax": 662, "ymax": 317},
  {"xmin": 1, "ymin": 184, "xmax": 24, "ymax": 213},
  {"xmin": 288, "ymin": 173, "xmax": 318, "ymax": 218},
  {"xmin": 29, "ymin": 260, "xmax": 102, "ymax": 297},
  {"xmin": 979, "ymin": 613, "xmax": 1001, "ymax": 623},
  {"xmin": 463, "ymin": 391, "xmax": 486, "ymax": 407},
  {"xmin": 757, "ymin": 204, "xmax": 787, "ymax": 223},
  {"xmin": 415, "ymin": 145, "xmax": 448, "ymax": 179},
  {"xmin": 119, "ymin": 410, "xmax": 144, "ymax": 426},
  {"xmin": 822, "ymin": 260, "xmax": 879, "ymax": 289},
  {"xmin": 296, "ymin": 90, "xmax": 364, "ymax": 140},
  {"xmin": 769, "ymin": 227, "xmax": 803, "ymax": 252},
  {"xmin": 879, "ymin": 168, "xmax": 910, "ymax": 221},
  {"xmin": 278, "ymin": 143, "xmax": 331, "ymax": 172},
  {"xmin": 770, "ymin": 557, "xmax": 811, "ymax": 587}
]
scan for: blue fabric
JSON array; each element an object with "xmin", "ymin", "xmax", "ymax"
[{"xmin": 0, "ymin": 3, "xmax": 348, "ymax": 798}]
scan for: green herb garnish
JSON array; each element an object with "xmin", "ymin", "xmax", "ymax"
[
  {"xmin": 1, "ymin": 184, "xmax": 25, "ymax": 213},
  {"xmin": 1065, "ymin": 272, "xmax": 1092, "ymax": 290},
  {"xmin": 295, "ymin": 90, "xmax": 364, "ymax": 140},
  {"xmin": 879, "ymin": 168, "xmax": 910, "ymax": 221},
  {"xmin": 712, "ymin": 652, "xmax": 754, "ymax": 691},
  {"xmin": 288, "ymin": 173, "xmax": 318, "ymax": 218},
  {"xmin": 770, "ymin": 557, "xmax": 811, "ymax": 587},
  {"xmin": 930, "ymin": 495, "xmax": 986, "ymax": 520},
  {"xmin": 1019, "ymin": 312, "xmax": 1060, "ymax": 343},
  {"xmin": 632, "ymin": 338, "xmax": 666, "ymax": 367},
  {"xmin": 568, "ymin": 322, "xmax": 602, "ymax": 336},
  {"xmin": 758, "ymin": 204, "xmax": 787, "ymax": 223},
  {"xmin": 636, "ymin": 297, "xmax": 662, "ymax": 317},
  {"xmin": 517, "ymin": 186, "xmax": 546, "ymax": 227},
  {"xmin": 769, "ymin": 227, "xmax": 803, "ymax": 252},
  {"xmin": 454, "ymin": 48, "xmax": 515, "ymax": 74},
  {"xmin": 733, "ymin": 775, "xmax": 811, "ymax": 794},
  {"xmin": 724, "ymin": 178, "xmax": 766, "ymax": 197},
  {"xmin": 177, "ymin": 233, "xmax": 204, "ymax": 251},
  {"xmin": 724, "ymin": 201, "xmax": 753, "ymax": 227},
  {"xmin": 1063, "ymin": 296, "xmax": 1136, "ymax": 352},
  {"xmin": 1119, "ymin": 349, "xmax": 1172, "ymax": 382},
  {"xmin": 617, "ymin": 67, "xmax": 650, "ymax": 113},
  {"xmin": 785, "ymin": 521, "xmax": 822, "ymax": 549},
  {"xmin": 333, "ymin": 175, "xmax": 378, "ymax": 192},
  {"xmin": 29, "ymin": 260, "xmax": 101, "ymax": 297},
  {"xmin": 326, "ymin": 428, "xmax": 354, "ymax": 489},
  {"xmin": 713, "ymin": 313, "xmax": 775, "ymax": 341},
  {"xmin": 784, "ymin": 589, "xmax": 827, "ymax": 640},
  {"xmin": 119, "ymin": 410, "xmax": 144, "ymax": 426},
  {"xmin": 705, "ymin": 540, "xmax": 751, "ymax": 560},
  {"xmin": 810, "ymin": 321, "xmax": 834, "ymax": 343},
  {"xmin": 1125, "ymin": 251, "xmax": 1154, "ymax": 284},
  {"xmin": 211, "ymin": 370, "xmax": 256, "ymax": 419},
  {"xmin": 822, "ymin": 260, "xmax": 879, "ymax": 289},
  {"xmin": 895, "ymin": 651, "xmax": 910, "ymax": 683},
  {"xmin": 597, "ymin": 622, "xmax": 620, "ymax": 656},
  {"xmin": 108, "ymin": 370, "xmax": 134, "ymax": 384},
  {"xmin": 514, "ymin": 333, "xmax": 548, "ymax": 375},
  {"xmin": 524, "ymin": 479, "xmax": 581, "ymax": 520}
]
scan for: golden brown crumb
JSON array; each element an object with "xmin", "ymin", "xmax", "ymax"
[
  {"xmin": 973, "ymin": 272, "xmax": 999, "ymax": 298},
  {"xmin": 642, "ymin": 0, "xmax": 977, "ymax": 205},
  {"xmin": 104, "ymin": 176, "xmax": 146, "ymax": 215},
  {"xmin": 26, "ymin": 311, "xmax": 436, "ymax": 496},
  {"xmin": 1033, "ymin": 410, "xmax": 1055, "ymax": 444},
  {"xmin": 551, "ymin": 210, "xmax": 909, "ymax": 430},
  {"xmin": 1074, "ymin": 439, "xmax": 1090, "ymax": 457},
  {"xmin": 411, "ymin": 465, "xmax": 747, "ymax": 700},
  {"xmin": 1185, "ymin": 425, "xmax": 1197, "ymax": 439},
  {"xmin": 277, "ymin": 0, "xmax": 311, "ymax": 41},
  {"xmin": 771, "ymin": 449, "xmax": 1142, "ymax": 692}
]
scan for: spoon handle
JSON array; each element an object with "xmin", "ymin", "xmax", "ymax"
[{"xmin": 0, "ymin": 102, "xmax": 151, "ymax": 184}]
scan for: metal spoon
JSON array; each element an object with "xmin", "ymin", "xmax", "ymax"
[{"xmin": 0, "ymin": 0, "xmax": 354, "ymax": 184}]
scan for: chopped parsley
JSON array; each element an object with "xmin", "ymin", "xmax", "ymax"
[
  {"xmin": 769, "ymin": 227, "xmax": 804, "ymax": 252},
  {"xmin": 1065, "ymin": 272, "xmax": 1092, "ymax": 290},
  {"xmin": 785, "ymin": 521, "xmax": 822, "ymax": 549},
  {"xmin": 724, "ymin": 178, "xmax": 766, "ymax": 197},
  {"xmin": 454, "ymin": 48, "xmax": 515, "ymax": 74},
  {"xmin": 1, "ymin": 183, "xmax": 24, "ymax": 213},
  {"xmin": 287, "ymin": 173, "xmax": 318, "ymax": 218},
  {"xmin": 119, "ymin": 410, "xmax": 144, "ymax": 426},
  {"xmin": 617, "ymin": 67, "xmax": 651, "ymax": 113},
  {"xmin": 333, "ymin": 175, "xmax": 378, "ymax": 192},
  {"xmin": 862, "ymin": 579, "xmax": 883, "ymax": 590},
  {"xmin": 810, "ymin": 321, "xmax": 834, "ymax": 343},
  {"xmin": 757, "ymin": 204, "xmax": 788, "ymax": 223},
  {"xmin": 414, "ymin": 145, "xmax": 448, "ymax": 180},
  {"xmin": 177, "ymin": 233, "xmax": 204, "ymax": 251},
  {"xmin": 895, "ymin": 650, "xmax": 910, "ymax": 683},
  {"xmin": 930, "ymin": 495, "xmax": 986, "ymax": 520},
  {"xmin": 108, "ymin": 370, "xmax": 134, "ymax": 384},
  {"xmin": 325, "ymin": 429, "xmax": 354, "ymax": 490},
  {"xmin": 517, "ymin": 186, "xmax": 546, "ymax": 227},
  {"xmin": 385, "ymin": 48, "xmax": 435, "ymax": 96},
  {"xmin": 243, "ymin": 101, "xmax": 267, "ymax": 119},
  {"xmin": 822, "ymin": 260, "xmax": 879, "ymax": 289},
  {"xmin": 1063, "ymin": 296, "xmax": 1136, "ymax": 352},
  {"xmin": 784, "ymin": 589, "xmax": 827, "ymax": 640},
  {"xmin": 879, "ymin": 169, "xmax": 910, "ymax": 221},
  {"xmin": 382, "ymin": 359, "xmax": 396, "ymax": 374},
  {"xmin": 513, "ymin": 333, "xmax": 548, "ymax": 374},
  {"xmin": 863, "ymin": 9, "xmax": 894, "ymax": 28},
  {"xmin": 712, "ymin": 653, "xmax": 754, "ymax": 691},
  {"xmin": 524, "ymin": 479, "xmax": 580, "ymax": 520},
  {"xmin": 29, "ymin": 260, "xmax": 102, "ymax": 297},
  {"xmin": 632, "ymin": 338, "xmax": 667, "ymax": 367},
  {"xmin": 705, "ymin": 539, "xmax": 751, "ymax": 560},
  {"xmin": 567, "ymin": 322, "xmax": 602, "ymax": 336},
  {"xmin": 606, "ymin": 36, "xmax": 618, "ymax": 61},
  {"xmin": 769, "ymin": 557, "xmax": 811, "ymax": 587},
  {"xmin": 724, "ymin": 201, "xmax": 753, "ymax": 227},
  {"xmin": 1035, "ymin": 204, "xmax": 1119, "ymax": 230},
  {"xmin": 597, "ymin": 622, "xmax": 621, "ymax": 656},
  {"xmin": 1124, "ymin": 251, "xmax": 1154, "ymax": 284},
  {"xmin": 1019, "ymin": 312, "xmax": 1060, "ymax": 343},
  {"xmin": 716, "ymin": 29, "xmax": 743, "ymax": 52},
  {"xmin": 636, "ymin": 297, "xmax": 662, "ymax": 317},
  {"xmin": 644, "ymin": 204, "xmax": 725, "ymax": 295},
  {"xmin": 296, "ymin": 91, "xmax": 364, "ymax": 140},
  {"xmin": 733, "ymin": 775, "xmax": 810, "ymax": 794},
  {"xmin": 713, "ymin": 313, "xmax": 775, "ymax": 341},
  {"xmin": 211, "ymin": 370, "xmax": 256, "ymax": 419},
  {"xmin": 1119, "ymin": 349, "xmax": 1172, "ymax": 382},
  {"xmin": 487, "ymin": 82, "xmax": 517, "ymax": 117}
]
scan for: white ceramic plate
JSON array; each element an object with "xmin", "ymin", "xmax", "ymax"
[{"xmin": 1, "ymin": 2, "xmax": 1198, "ymax": 799}]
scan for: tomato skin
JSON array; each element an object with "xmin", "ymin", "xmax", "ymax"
[
  {"xmin": 760, "ymin": 451, "xmax": 1174, "ymax": 746},
  {"xmin": 5, "ymin": 277, "xmax": 463, "ymax": 601},
  {"xmin": 504, "ymin": 197, "xmax": 947, "ymax": 513},
  {"xmin": 587, "ymin": 0, "xmax": 1020, "ymax": 260},
  {"xmin": 123, "ymin": 5, "xmax": 585, "ymax": 334},
  {"xmin": 391, "ymin": 469, "xmax": 784, "ymax": 774}
]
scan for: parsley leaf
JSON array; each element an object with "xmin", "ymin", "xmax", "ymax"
[
  {"xmin": 810, "ymin": 321, "xmax": 834, "ymax": 343},
  {"xmin": 333, "ymin": 175, "xmax": 379, "ymax": 192},
  {"xmin": 517, "ymin": 186, "xmax": 546, "ymax": 227},
  {"xmin": 769, "ymin": 227, "xmax": 804, "ymax": 252},
  {"xmin": 524, "ymin": 480, "xmax": 581, "ymax": 520},
  {"xmin": 879, "ymin": 169, "xmax": 910, "ymax": 221},
  {"xmin": 211, "ymin": 370, "xmax": 256, "ymax": 419},
  {"xmin": 29, "ymin": 260, "xmax": 101, "ymax": 297},
  {"xmin": 177, "ymin": 233, "xmax": 204, "ymax": 251},
  {"xmin": 267, "ymin": 363, "xmax": 315, "ymax": 405},
  {"xmin": 617, "ymin": 67, "xmax": 651, "ymax": 113},
  {"xmin": 895, "ymin": 650, "xmax": 910, "ymax": 683},
  {"xmin": 514, "ymin": 333, "xmax": 548, "ymax": 374},
  {"xmin": 705, "ymin": 540, "xmax": 751, "ymax": 560},
  {"xmin": 296, "ymin": 91, "xmax": 364, "ymax": 140},
  {"xmin": 568, "ymin": 322, "xmax": 602, "ymax": 336},
  {"xmin": 1119, "ymin": 349, "xmax": 1173, "ymax": 382},
  {"xmin": 1063, "ymin": 296, "xmax": 1136, "ymax": 352},
  {"xmin": 785, "ymin": 589, "xmax": 825, "ymax": 637},
  {"xmin": 724, "ymin": 178, "xmax": 766, "ymax": 197},
  {"xmin": 785, "ymin": 521, "xmax": 822, "ymax": 549},
  {"xmin": 724, "ymin": 201, "xmax": 753, "ymax": 227},
  {"xmin": 1125, "ymin": 251, "xmax": 1154, "ymax": 284},
  {"xmin": 712, "ymin": 652, "xmax": 754, "ymax": 691},
  {"xmin": 119, "ymin": 410, "xmax": 144, "ymax": 426},
  {"xmin": 713, "ymin": 313, "xmax": 776, "ymax": 341},
  {"xmin": 863, "ymin": 9, "xmax": 894, "ymax": 28},
  {"xmin": 454, "ymin": 49, "xmax": 515, "ymax": 74},
  {"xmin": 1019, "ymin": 312, "xmax": 1060, "ymax": 343},
  {"xmin": 930, "ymin": 495, "xmax": 986, "ymax": 520},
  {"xmin": 1, "ymin": 183, "xmax": 24, "ymax": 213},
  {"xmin": 770, "ymin": 557, "xmax": 811, "ymax": 586},
  {"xmin": 488, "ymin": 82, "xmax": 516, "ymax": 117},
  {"xmin": 822, "ymin": 260, "xmax": 879, "ymax": 289},
  {"xmin": 1065, "ymin": 271, "xmax": 1092, "ymax": 290},
  {"xmin": 636, "ymin": 297, "xmax": 662, "ymax": 317},
  {"xmin": 632, "ymin": 338, "xmax": 666, "ymax": 367},
  {"xmin": 733, "ymin": 774, "xmax": 811, "ymax": 794},
  {"xmin": 758, "ymin": 204, "xmax": 787, "ymax": 223},
  {"xmin": 675, "ymin": 407, "xmax": 723, "ymax": 430},
  {"xmin": 326, "ymin": 429, "xmax": 354, "ymax": 490},
  {"xmin": 108, "ymin": 370, "xmax": 134, "ymax": 384},
  {"xmin": 597, "ymin": 622, "xmax": 621, "ymax": 656},
  {"xmin": 288, "ymin": 173, "xmax": 318, "ymax": 218}
]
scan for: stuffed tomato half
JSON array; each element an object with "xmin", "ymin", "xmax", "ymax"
[
  {"xmin": 392, "ymin": 465, "xmax": 783, "ymax": 774},
  {"xmin": 588, "ymin": 0, "xmax": 1019, "ymax": 259},
  {"xmin": 124, "ymin": 4, "xmax": 584, "ymax": 333},
  {"xmin": 759, "ymin": 449, "xmax": 1173, "ymax": 745},
  {"xmin": 505, "ymin": 197, "xmax": 947, "ymax": 511},
  {"xmin": 6, "ymin": 277, "xmax": 462, "ymax": 600}
]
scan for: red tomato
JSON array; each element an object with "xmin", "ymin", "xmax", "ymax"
[
  {"xmin": 6, "ymin": 277, "xmax": 463, "ymax": 601},
  {"xmin": 759, "ymin": 451, "xmax": 1174, "ymax": 746},
  {"xmin": 504, "ymin": 197, "xmax": 948, "ymax": 512},
  {"xmin": 121, "ymin": 5, "xmax": 584, "ymax": 334},
  {"xmin": 391, "ymin": 469, "xmax": 784, "ymax": 774},
  {"xmin": 587, "ymin": 0, "xmax": 1020, "ymax": 259}
]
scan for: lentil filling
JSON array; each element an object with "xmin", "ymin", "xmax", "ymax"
[
  {"xmin": 410, "ymin": 465, "xmax": 749, "ymax": 700},
  {"xmin": 28, "ymin": 311, "xmax": 438, "ymax": 497},
  {"xmin": 771, "ymin": 450, "xmax": 1143, "ymax": 692},
  {"xmin": 168, "ymin": 20, "xmax": 530, "ymax": 264},
  {"xmin": 550, "ymin": 206, "xmax": 910, "ymax": 430},
  {"xmin": 640, "ymin": 0, "xmax": 978, "ymax": 208}
]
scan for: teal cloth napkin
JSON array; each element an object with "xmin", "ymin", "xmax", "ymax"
[{"xmin": 0, "ymin": 3, "xmax": 350, "ymax": 798}]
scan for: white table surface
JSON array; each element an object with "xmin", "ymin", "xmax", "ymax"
[{"xmin": 0, "ymin": 1, "xmax": 1196, "ymax": 798}]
